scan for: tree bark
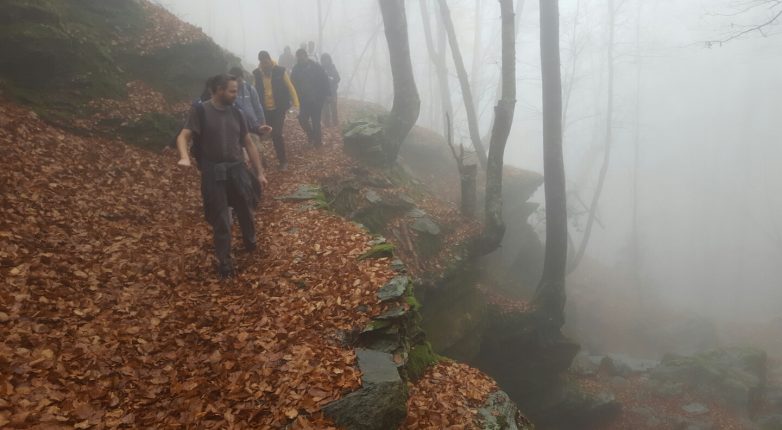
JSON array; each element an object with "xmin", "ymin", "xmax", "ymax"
[
  {"xmin": 378, "ymin": 0, "xmax": 421, "ymax": 164},
  {"xmin": 632, "ymin": 0, "xmax": 643, "ymax": 300},
  {"xmin": 568, "ymin": 0, "xmax": 615, "ymax": 273},
  {"xmin": 437, "ymin": 0, "xmax": 488, "ymax": 170},
  {"xmin": 470, "ymin": 0, "xmax": 483, "ymax": 101},
  {"xmin": 533, "ymin": 0, "xmax": 568, "ymax": 329},
  {"xmin": 445, "ymin": 115, "xmax": 478, "ymax": 217},
  {"xmin": 420, "ymin": 0, "xmax": 454, "ymax": 141},
  {"xmin": 477, "ymin": 0, "xmax": 517, "ymax": 254},
  {"xmin": 317, "ymin": 0, "xmax": 323, "ymax": 57},
  {"xmin": 481, "ymin": 0, "xmax": 526, "ymax": 148}
]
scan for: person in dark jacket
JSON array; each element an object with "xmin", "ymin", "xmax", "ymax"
[
  {"xmin": 320, "ymin": 53, "xmax": 341, "ymax": 128},
  {"xmin": 290, "ymin": 48, "xmax": 331, "ymax": 147},
  {"xmin": 278, "ymin": 46, "xmax": 295, "ymax": 70},
  {"xmin": 253, "ymin": 50, "xmax": 300, "ymax": 170},
  {"xmin": 175, "ymin": 74, "xmax": 268, "ymax": 278}
]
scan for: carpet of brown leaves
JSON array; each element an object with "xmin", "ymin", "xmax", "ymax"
[
  {"xmin": 135, "ymin": 1, "xmax": 208, "ymax": 54},
  {"xmin": 576, "ymin": 374, "xmax": 750, "ymax": 430},
  {"xmin": 406, "ymin": 361, "xmax": 498, "ymax": 429},
  {"xmin": 77, "ymin": 81, "xmax": 190, "ymax": 130},
  {"xmin": 0, "ymin": 99, "xmax": 505, "ymax": 428}
]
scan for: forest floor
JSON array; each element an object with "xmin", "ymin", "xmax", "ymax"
[
  {"xmin": 0, "ymin": 99, "xmax": 500, "ymax": 429},
  {"xmin": 576, "ymin": 373, "xmax": 752, "ymax": 430}
]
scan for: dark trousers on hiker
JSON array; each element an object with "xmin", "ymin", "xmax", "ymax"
[
  {"xmin": 299, "ymin": 100, "xmax": 324, "ymax": 147},
  {"xmin": 201, "ymin": 162, "xmax": 260, "ymax": 275},
  {"xmin": 212, "ymin": 186, "xmax": 255, "ymax": 273},
  {"xmin": 322, "ymin": 97, "xmax": 338, "ymax": 128},
  {"xmin": 266, "ymin": 108, "xmax": 287, "ymax": 165}
]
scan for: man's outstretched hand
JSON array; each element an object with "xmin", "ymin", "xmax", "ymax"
[
  {"xmin": 177, "ymin": 158, "xmax": 192, "ymax": 167},
  {"xmin": 258, "ymin": 173, "xmax": 268, "ymax": 187}
]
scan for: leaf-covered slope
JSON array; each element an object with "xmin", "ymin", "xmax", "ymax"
[
  {"xmin": 0, "ymin": 99, "xmax": 526, "ymax": 428},
  {"xmin": 0, "ymin": 0, "xmax": 238, "ymax": 149}
]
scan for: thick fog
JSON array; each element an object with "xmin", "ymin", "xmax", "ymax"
[{"xmin": 154, "ymin": 0, "xmax": 782, "ymax": 323}]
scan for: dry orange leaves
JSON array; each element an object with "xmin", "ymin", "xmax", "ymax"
[
  {"xmin": 406, "ymin": 361, "xmax": 498, "ymax": 429},
  {"xmin": 0, "ymin": 97, "xmax": 505, "ymax": 429},
  {"xmin": 0, "ymin": 100, "xmax": 392, "ymax": 428}
]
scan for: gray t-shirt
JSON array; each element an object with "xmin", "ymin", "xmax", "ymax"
[{"xmin": 184, "ymin": 100, "xmax": 248, "ymax": 163}]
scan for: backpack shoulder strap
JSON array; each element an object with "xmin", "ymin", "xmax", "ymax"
[{"xmin": 195, "ymin": 102, "xmax": 207, "ymax": 132}]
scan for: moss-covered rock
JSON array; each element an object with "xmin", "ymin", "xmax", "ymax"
[{"xmin": 406, "ymin": 342, "xmax": 441, "ymax": 381}]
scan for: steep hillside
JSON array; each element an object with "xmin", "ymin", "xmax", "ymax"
[{"xmin": 0, "ymin": 0, "xmax": 237, "ymax": 150}]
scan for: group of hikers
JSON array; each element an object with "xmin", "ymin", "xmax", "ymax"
[{"xmin": 175, "ymin": 45, "xmax": 341, "ymax": 278}]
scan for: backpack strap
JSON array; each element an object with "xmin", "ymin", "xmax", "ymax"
[
  {"xmin": 195, "ymin": 102, "xmax": 207, "ymax": 131},
  {"xmin": 191, "ymin": 102, "xmax": 207, "ymax": 167}
]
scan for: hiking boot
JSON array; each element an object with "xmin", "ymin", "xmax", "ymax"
[
  {"xmin": 244, "ymin": 241, "xmax": 257, "ymax": 253},
  {"xmin": 218, "ymin": 269, "xmax": 235, "ymax": 280},
  {"xmin": 217, "ymin": 263, "xmax": 235, "ymax": 280}
]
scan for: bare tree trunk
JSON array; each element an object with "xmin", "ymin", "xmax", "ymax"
[
  {"xmin": 420, "ymin": 0, "xmax": 453, "ymax": 140},
  {"xmin": 568, "ymin": 0, "xmax": 616, "ymax": 274},
  {"xmin": 476, "ymin": 0, "xmax": 516, "ymax": 253},
  {"xmin": 317, "ymin": 0, "xmax": 324, "ymax": 57},
  {"xmin": 632, "ymin": 0, "xmax": 643, "ymax": 298},
  {"xmin": 378, "ymin": 0, "xmax": 421, "ymax": 164},
  {"xmin": 445, "ymin": 115, "xmax": 478, "ymax": 217},
  {"xmin": 481, "ymin": 0, "xmax": 526, "ymax": 147},
  {"xmin": 533, "ymin": 0, "xmax": 568, "ymax": 329},
  {"xmin": 437, "ymin": 0, "xmax": 488, "ymax": 170},
  {"xmin": 470, "ymin": 0, "xmax": 483, "ymax": 103},
  {"xmin": 562, "ymin": 0, "xmax": 582, "ymax": 128}
]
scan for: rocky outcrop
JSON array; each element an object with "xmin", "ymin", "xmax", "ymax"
[{"xmin": 651, "ymin": 348, "xmax": 767, "ymax": 415}]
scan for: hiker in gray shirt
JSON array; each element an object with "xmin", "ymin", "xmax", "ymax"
[{"xmin": 176, "ymin": 74, "xmax": 268, "ymax": 278}]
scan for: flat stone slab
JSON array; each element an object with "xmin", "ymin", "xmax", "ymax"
[
  {"xmin": 410, "ymin": 217, "xmax": 441, "ymax": 236},
  {"xmin": 375, "ymin": 305, "xmax": 409, "ymax": 321},
  {"xmin": 278, "ymin": 184, "xmax": 322, "ymax": 201},
  {"xmin": 356, "ymin": 348, "xmax": 401, "ymax": 385},
  {"xmin": 364, "ymin": 189, "xmax": 382, "ymax": 204},
  {"xmin": 406, "ymin": 208, "xmax": 427, "ymax": 219},
  {"xmin": 377, "ymin": 276, "xmax": 408, "ymax": 302},
  {"xmin": 390, "ymin": 258, "xmax": 406, "ymax": 273},
  {"xmin": 682, "ymin": 403, "xmax": 709, "ymax": 415}
]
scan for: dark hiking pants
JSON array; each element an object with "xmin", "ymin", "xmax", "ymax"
[
  {"xmin": 266, "ymin": 108, "xmax": 287, "ymax": 165},
  {"xmin": 322, "ymin": 97, "xmax": 338, "ymax": 128},
  {"xmin": 201, "ymin": 162, "xmax": 259, "ymax": 274},
  {"xmin": 299, "ymin": 100, "xmax": 324, "ymax": 147}
]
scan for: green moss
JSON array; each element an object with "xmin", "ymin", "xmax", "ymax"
[
  {"xmin": 406, "ymin": 342, "xmax": 442, "ymax": 381},
  {"xmin": 358, "ymin": 242, "xmax": 395, "ymax": 260},
  {"xmin": 363, "ymin": 319, "xmax": 394, "ymax": 333},
  {"xmin": 406, "ymin": 295, "xmax": 422, "ymax": 312}
]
